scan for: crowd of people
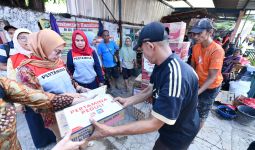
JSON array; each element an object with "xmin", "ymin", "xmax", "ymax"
[
  {"xmin": 0, "ymin": 17, "xmax": 254, "ymax": 150},
  {"xmin": 0, "ymin": 22, "xmax": 138, "ymax": 150}
]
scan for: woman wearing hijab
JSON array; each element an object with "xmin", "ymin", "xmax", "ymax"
[
  {"xmin": 7, "ymin": 28, "xmax": 33, "ymax": 113},
  {"xmin": 119, "ymin": 36, "xmax": 137, "ymax": 92},
  {"xmin": 0, "ymin": 77, "xmax": 86, "ymax": 150},
  {"xmin": 7, "ymin": 28, "xmax": 32, "ymax": 80},
  {"xmin": 67, "ymin": 30, "xmax": 104, "ymax": 89},
  {"xmin": 6, "ymin": 28, "xmax": 58, "ymax": 148},
  {"xmin": 15, "ymin": 29, "xmax": 87, "ymax": 146}
]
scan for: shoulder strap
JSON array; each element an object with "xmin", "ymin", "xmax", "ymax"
[{"xmin": 105, "ymin": 43, "xmax": 114, "ymax": 56}]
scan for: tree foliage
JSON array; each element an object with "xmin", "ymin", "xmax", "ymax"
[{"xmin": 215, "ymin": 21, "xmax": 235, "ymax": 31}]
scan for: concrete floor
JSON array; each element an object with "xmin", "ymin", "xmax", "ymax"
[
  {"xmin": 17, "ymin": 107, "xmax": 255, "ymax": 150},
  {"xmin": 17, "ymin": 77, "xmax": 255, "ymax": 150}
]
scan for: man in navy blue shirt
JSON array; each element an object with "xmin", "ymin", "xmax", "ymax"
[
  {"xmin": 0, "ymin": 25, "xmax": 16, "ymax": 77},
  {"xmin": 89, "ymin": 22, "xmax": 200, "ymax": 150}
]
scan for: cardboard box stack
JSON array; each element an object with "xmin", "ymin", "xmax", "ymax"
[
  {"xmin": 164, "ymin": 22, "xmax": 186, "ymax": 43},
  {"xmin": 169, "ymin": 42, "xmax": 190, "ymax": 61},
  {"xmin": 55, "ymin": 86, "xmax": 124, "ymax": 141},
  {"xmin": 164, "ymin": 22, "xmax": 191, "ymax": 61},
  {"xmin": 141, "ymin": 56, "xmax": 154, "ymax": 83},
  {"xmin": 132, "ymin": 74, "xmax": 153, "ymax": 120},
  {"xmin": 131, "ymin": 102, "xmax": 152, "ymax": 120}
]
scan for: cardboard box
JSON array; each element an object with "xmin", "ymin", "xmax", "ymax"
[
  {"xmin": 80, "ymin": 85, "xmax": 107, "ymax": 98},
  {"xmin": 130, "ymin": 102, "xmax": 152, "ymax": 120},
  {"xmin": 133, "ymin": 74, "xmax": 142, "ymax": 88},
  {"xmin": 142, "ymin": 56, "xmax": 154, "ymax": 83},
  {"xmin": 169, "ymin": 42, "xmax": 191, "ymax": 61},
  {"xmin": 131, "ymin": 86, "xmax": 153, "ymax": 121},
  {"xmin": 55, "ymin": 94, "xmax": 124, "ymax": 141},
  {"xmin": 164, "ymin": 22, "xmax": 186, "ymax": 43},
  {"xmin": 135, "ymin": 74, "xmax": 142, "ymax": 82},
  {"xmin": 56, "ymin": 86, "xmax": 109, "ymax": 137}
]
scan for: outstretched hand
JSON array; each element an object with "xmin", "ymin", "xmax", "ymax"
[
  {"xmin": 52, "ymin": 131, "xmax": 87, "ymax": 150},
  {"xmin": 113, "ymin": 97, "xmax": 129, "ymax": 107},
  {"xmin": 87, "ymin": 119, "xmax": 114, "ymax": 141}
]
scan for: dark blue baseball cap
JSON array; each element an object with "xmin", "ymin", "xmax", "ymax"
[
  {"xmin": 190, "ymin": 18, "xmax": 214, "ymax": 33},
  {"xmin": 133, "ymin": 22, "xmax": 168, "ymax": 50}
]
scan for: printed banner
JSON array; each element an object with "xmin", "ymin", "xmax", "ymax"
[{"xmin": 57, "ymin": 21, "xmax": 99, "ymax": 55}]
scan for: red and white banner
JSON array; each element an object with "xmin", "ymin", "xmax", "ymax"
[{"xmin": 57, "ymin": 21, "xmax": 98, "ymax": 28}]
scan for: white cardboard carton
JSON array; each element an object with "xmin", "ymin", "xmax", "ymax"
[
  {"xmin": 55, "ymin": 85, "xmax": 107, "ymax": 138},
  {"xmin": 164, "ymin": 22, "xmax": 186, "ymax": 43},
  {"xmin": 142, "ymin": 56, "xmax": 155, "ymax": 82},
  {"xmin": 81, "ymin": 85, "xmax": 107, "ymax": 98},
  {"xmin": 169, "ymin": 42, "xmax": 191, "ymax": 61},
  {"xmin": 55, "ymin": 93, "xmax": 124, "ymax": 141}
]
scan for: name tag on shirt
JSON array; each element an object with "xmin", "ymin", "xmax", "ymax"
[
  {"xmin": 74, "ymin": 56, "xmax": 93, "ymax": 61},
  {"xmin": 39, "ymin": 67, "xmax": 66, "ymax": 80}
]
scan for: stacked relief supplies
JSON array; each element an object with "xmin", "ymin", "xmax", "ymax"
[
  {"xmin": 164, "ymin": 22, "xmax": 191, "ymax": 62},
  {"xmin": 131, "ymin": 57, "xmax": 154, "ymax": 120}
]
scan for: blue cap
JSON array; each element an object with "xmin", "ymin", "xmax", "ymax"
[
  {"xmin": 190, "ymin": 18, "xmax": 214, "ymax": 33},
  {"xmin": 133, "ymin": 22, "xmax": 168, "ymax": 50}
]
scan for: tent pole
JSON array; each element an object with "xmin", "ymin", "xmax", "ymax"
[{"xmin": 119, "ymin": 0, "xmax": 122, "ymax": 48}]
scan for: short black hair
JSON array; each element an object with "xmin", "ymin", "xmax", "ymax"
[
  {"xmin": 234, "ymin": 49, "xmax": 241, "ymax": 54},
  {"xmin": 102, "ymin": 30, "xmax": 109, "ymax": 34},
  {"xmin": 4, "ymin": 25, "xmax": 17, "ymax": 31}
]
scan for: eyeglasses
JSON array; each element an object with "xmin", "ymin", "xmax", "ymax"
[
  {"xmin": 103, "ymin": 34, "xmax": 110, "ymax": 37},
  {"xmin": 18, "ymin": 36, "xmax": 28, "ymax": 42}
]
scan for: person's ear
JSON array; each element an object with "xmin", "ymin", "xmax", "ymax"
[
  {"xmin": 209, "ymin": 29, "xmax": 214, "ymax": 36},
  {"xmin": 145, "ymin": 42, "xmax": 154, "ymax": 50}
]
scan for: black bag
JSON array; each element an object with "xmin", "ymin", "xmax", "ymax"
[
  {"xmin": 105, "ymin": 44, "xmax": 119, "ymax": 64},
  {"xmin": 112, "ymin": 54, "xmax": 119, "ymax": 63}
]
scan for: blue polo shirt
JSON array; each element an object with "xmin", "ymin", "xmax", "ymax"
[
  {"xmin": 0, "ymin": 41, "xmax": 14, "ymax": 63},
  {"xmin": 150, "ymin": 54, "xmax": 200, "ymax": 149},
  {"xmin": 97, "ymin": 41, "xmax": 119, "ymax": 68}
]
